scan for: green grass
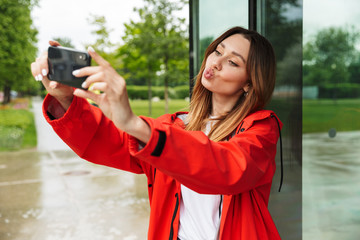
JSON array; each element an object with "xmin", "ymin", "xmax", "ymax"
[
  {"xmin": 303, "ymin": 98, "xmax": 360, "ymax": 133},
  {"xmin": 0, "ymin": 98, "xmax": 37, "ymax": 151},
  {"xmin": 130, "ymin": 99, "xmax": 189, "ymax": 118}
]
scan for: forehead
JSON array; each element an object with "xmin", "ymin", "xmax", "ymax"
[{"xmin": 220, "ymin": 34, "xmax": 250, "ymax": 60}]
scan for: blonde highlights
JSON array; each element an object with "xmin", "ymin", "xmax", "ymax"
[{"xmin": 185, "ymin": 27, "xmax": 276, "ymax": 142}]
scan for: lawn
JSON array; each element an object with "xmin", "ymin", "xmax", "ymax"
[
  {"xmin": 303, "ymin": 98, "xmax": 360, "ymax": 133},
  {"xmin": 130, "ymin": 99, "xmax": 189, "ymax": 118},
  {"xmin": 0, "ymin": 98, "xmax": 37, "ymax": 151}
]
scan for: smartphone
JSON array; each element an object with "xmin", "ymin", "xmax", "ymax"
[{"xmin": 47, "ymin": 46, "xmax": 91, "ymax": 89}]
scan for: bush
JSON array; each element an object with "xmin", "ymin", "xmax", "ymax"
[
  {"xmin": 173, "ymin": 85, "xmax": 190, "ymax": 99},
  {"xmin": 319, "ymin": 83, "xmax": 360, "ymax": 98},
  {"xmin": 127, "ymin": 85, "xmax": 189, "ymax": 99}
]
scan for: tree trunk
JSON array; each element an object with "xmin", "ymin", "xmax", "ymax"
[
  {"xmin": 3, "ymin": 85, "xmax": 11, "ymax": 104},
  {"xmin": 164, "ymin": 56, "xmax": 169, "ymax": 114},
  {"xmin": 147, "ymin": 77, "xmax": 152, "ymax": 117},
  {"xmin": 164, "ymin": 79, "xmax": 169, "ymax": 114}
]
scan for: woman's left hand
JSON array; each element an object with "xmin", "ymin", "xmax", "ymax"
[{"xmin": 73, "ymin": 47, "xmax": 151, "ymax": 143}]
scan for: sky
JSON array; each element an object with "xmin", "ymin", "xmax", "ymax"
[
  {"xmin": 32, "ymin": 0, "xmax": 189, "ymax": 53},
  {"xmin": 303, "ymin": 0, "xmax": 360, "ymax": 44},
  {"xmin": 32, "ymin": 0, "xmax": 359, "ymax": 53}
]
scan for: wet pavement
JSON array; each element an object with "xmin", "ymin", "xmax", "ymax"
[
  {"xmin": 303, "ymin": 131, "xmax": 360, "ymax": 240},
  {"xmin": 0, "ymin": 98, "xmax": 150, "ymax": 240}
]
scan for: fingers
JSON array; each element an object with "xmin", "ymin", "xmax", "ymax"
[
  {"xmin": 48, "ymin": 81, "xmax": 60, "ymax": 89},
  {"xmin": 73, "ymin": 88, "xmax": 100, "ymax": 102},
  {"xmin": 87, "ymin": 46, "xmax": 110, "ymax": 67},
  {"xmin": 31, "ymin": 49, "xmax": 49, "ymax": 81},
  {"xmin": 49, "ymin": 40, "xmax": 61, "ymax": 47},
  {"xmin": 89, "ymin": 82, "xmax": 107, "ymax": 92}
]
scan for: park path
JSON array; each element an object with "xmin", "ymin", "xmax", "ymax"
[{"xmin": 32, "ymin": 96, "xmax": 71, "ymax": 152}]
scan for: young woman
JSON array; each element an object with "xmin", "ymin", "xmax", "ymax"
[{"xmin": 31, "ymin": 26, "xmax": 282, "ymax": 239}]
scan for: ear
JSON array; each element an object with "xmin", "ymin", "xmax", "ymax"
[{"xmin": 243, "ymin": 83, "xmax": 250, "ymax": 93}]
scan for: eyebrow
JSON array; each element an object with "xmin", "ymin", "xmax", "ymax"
[{"xmin": 219, "ymin": 42, "xmax": 246, "ymax": 63}]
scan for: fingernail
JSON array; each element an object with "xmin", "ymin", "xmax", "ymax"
[
  {"xmin": 88, "ymin": 46, "xmax": 95, "ymax": 53},
  {"xmin": 37, "ymin": 74, "xmax": 43, "ymax": 81},
  {"xmin": 81, "ymin": 81, "xmax": 87, "ymax": 88},
  {"xmin": 72, "ymin": 70, "xmax": 80, "ymax": 76},
  {"xmin": 49, "ymin": 81, "xmax": 57, "ymax": 89},
  {"xmin": 42, "ymin": 69, "xmax": 47, "ymax": 76},
  {"xmin": 35, "ymin": 75, "xmax": 39, "ymax": 81}
]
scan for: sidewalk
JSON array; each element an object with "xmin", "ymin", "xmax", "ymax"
[
  {"xmin": 0, "ymin": 97, "xmax": 149, "ymax": 240},
  {"xmin": 303, "ymin": 131, "xmax": 360, "ymax": 239}
]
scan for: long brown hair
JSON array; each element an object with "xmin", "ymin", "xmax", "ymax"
[{"xmin": 185, "ymin": 26, "xmax": 276, "ymax": 141}]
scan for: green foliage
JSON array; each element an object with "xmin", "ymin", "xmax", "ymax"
[
  {"xmin": 0, "ymin": 0, "xmax": 39, "ymax": 103},
  {"xmin": 86, "ymin": 15, "xmax": 121, "ymax": 71},
  {"xmin": 118, "ymin": 0, "xmax": 189, "ymax": 90},
  {"xmin": 52, "ymin": 37, "xmax": 75, "ymax": 48},
  {"xmin": 303, "ymin": 26, "xmax": 360, "ymax": 87},
  {"xmin": 173, "ymin": 85, "xmax": 190, "ymax": 99},
  {"xmin": 118, "ymin": 0, "xmax": 189, "ymax": 115},
  {"xmin": 318, "ymin": 83, "xmax": 360, "ymax": 99},
  {"xmin": 87, "ymin": 14, "xmax": 114, "ymax": 53},
  {"xmin": 348, "ymin": 54, "xmax": 360, "ymax": 84}
]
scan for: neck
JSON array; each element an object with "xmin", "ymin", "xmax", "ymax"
[{"xmin": 211, "ymin": 93, "xmax": 241, "ymax": 116}]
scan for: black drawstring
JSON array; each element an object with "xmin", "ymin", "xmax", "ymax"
[{"xmin": 271, "ymin": 114, "xmax": 283, "ymax": 192}]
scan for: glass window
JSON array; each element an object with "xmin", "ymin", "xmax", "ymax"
[
  {"xmin": 303, "ymin": 0, "xmax": 360, "ymax": 238},
  {"xmin": 197, "ymin": 0, "xmax": 248, "ymax": 72},
  {"xmin": 258, "ymin": 1, "xmax": 303, "ymax": 239}
]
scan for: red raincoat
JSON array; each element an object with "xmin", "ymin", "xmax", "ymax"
[{"xmin": 43, "ymin": 95, "xmax": 282, "ymax": 240}]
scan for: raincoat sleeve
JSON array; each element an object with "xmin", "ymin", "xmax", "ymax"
[
  {"xmin": 42, "ymin": 94, "xmax": 145, "ymax": 174},
  {"xmin": 128, "ymin": 113, "xmax": 282, "ymax": 195}
]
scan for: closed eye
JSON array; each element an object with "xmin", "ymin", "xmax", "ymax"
[
  {"xmin": 229, "ymin": 60, "xmax": 239, "ymax": 67},
  {"xmin": 215, "ymin": 49, "xmax": 221, "ymax": 56}
]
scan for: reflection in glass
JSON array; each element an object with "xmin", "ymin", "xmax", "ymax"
[
  {"xmin": 303, "ymin": 0, "xmax": 360, "ymax": 239},
  {"xmin": 260, "ymin": 1, "xmax": 303, "ymax": 239},
  {"xmin": 198, "ymin": 0, "xmax": 248, "ymax": 69}
]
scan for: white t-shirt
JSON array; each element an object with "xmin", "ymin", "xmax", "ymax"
[{"xmin": 177, "ymin": 115, "xmax": 223, "ymax": 240}]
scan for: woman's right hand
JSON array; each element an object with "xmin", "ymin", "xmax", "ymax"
[{"xmin": 30, "ymin": 40, "xmax": 74, "ymax": 110}]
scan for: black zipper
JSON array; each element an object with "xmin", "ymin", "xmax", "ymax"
[
  {"xmin": 169, "ymin": 192, "xmax": 180, "ymax": 240},
  {"xmin": 219, "ymin": 195, "xmax": 223, "ymax": 218}
]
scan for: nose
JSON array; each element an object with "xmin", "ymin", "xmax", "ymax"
[{"xmin": 211, "ymin": 57, "xmax": 222, "ymax": 71}]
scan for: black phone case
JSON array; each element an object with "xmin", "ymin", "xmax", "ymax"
[{"xmin": 47, "ymin": 46, "xmax": 91, "ymax": 89}]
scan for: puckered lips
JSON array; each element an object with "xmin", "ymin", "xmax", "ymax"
[{"xmin": 203, "ymin": 68, "xmax": 214, "ymax": 80}]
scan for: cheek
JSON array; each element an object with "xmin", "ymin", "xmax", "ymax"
[{"xmin": 224, "ymin": 68, "xmax": 248, "ymax": 84}]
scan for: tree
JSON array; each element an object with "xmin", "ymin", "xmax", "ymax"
[
  {"xmin": 348, "ymin": 53, "xmax": 360, "ymax": 84},
  {"xmin": 119, "ymin": 15, "xmax": 162, "ymax": 116},
  {"xmin": 303, "ymin": 26, "xmax": 359, "ymax": 86},
  {"xmin": 0, "ymin": 0, "xmax": 38, "ymax": 104},
  {"xmin": 119, "ymin": 0, "xmax": 189, "ymax": 114},
  {"xmin": 52, "ymin": 37, "xmax": 75, "ymax": 48},
  {"xmin": 86, "ymin": 14, "xmax": 121, "ymax": 70}
]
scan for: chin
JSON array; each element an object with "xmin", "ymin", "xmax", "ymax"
[{"xmin": 201, "ymin": 77, "xmax": 212, "ymax": 91}]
